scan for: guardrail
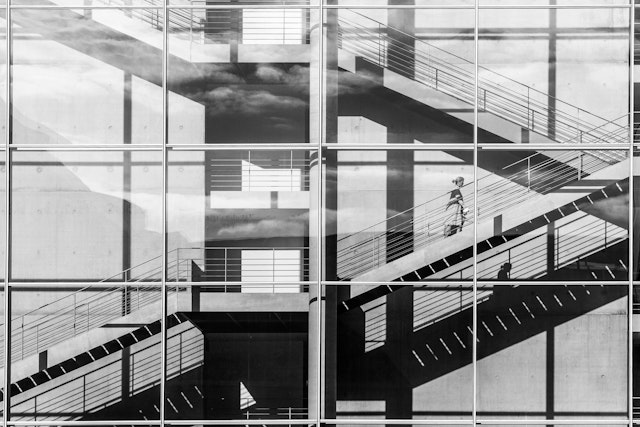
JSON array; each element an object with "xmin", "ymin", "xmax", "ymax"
[
  {"xmin": 93, "ymin": 0, "xmax": 311, "ymax": 45},
  {"xmin": 338, "ymin": 9, "xmax": 629, "ymax": 147},
  {"xmin": 4, "ymin": 245, "xmax": 308, "ymax": 367},
  {"xmin": 337, "ymin": 149, "xmax": 627, "ymax": 280},
  {"xmin": 442, "ymin": 212, "xmax": 627, "ymax": 280},
  {"xmin": 10, "ymin": 324, "xmax": 204, "ymax": 421}
]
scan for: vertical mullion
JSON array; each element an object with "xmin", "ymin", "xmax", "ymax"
[
  {"xmin": 317, "ymin": 0, "xmax": 324, "ymax": 424},
  {"xmin": 160, "ymin": 1, "xmax": 168, "ymax": 426},
  {"xmin": 472, "ymin": 2, "xmax": 479, "ymax": 427},
  {"xmin": 631, "ymin": 2, "xmax": 635, "ymax": 425},
  {"xmin": 3, "ymin": 0, "xmax": 10, "ymax": 423}
]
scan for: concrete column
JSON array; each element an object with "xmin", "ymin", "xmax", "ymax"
[
  {"xmin": 308, "ymin": 8, "xmax": 322, "ymax": 419},
  {"xmin": 387, "ymin": 5, "xmax": 415, "ymax": 79},
  {"xmin": 386, "ymin": 150, "xmax": 414, "ymax": 262},
  {"xmin": 386, "ymin": 7, "xmax": 415, "ymax": 263},
  {"xmin": 385, "ymin": 287, "xmax": 413, "ymax": 418},
  {"xmin": 547, "ymin": 4, "xmax": 557, "ymax": 140},
  {"xmin": 546, "ymin": 223, "xmax": 555, "ymax": 275},
  {"xmin": 323, "ymin": 6, "xmax": 340, "ymax": 418}
]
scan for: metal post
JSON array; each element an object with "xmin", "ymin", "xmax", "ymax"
[
  {"xmin": 527, "ymin": 86, "xmax": 530, "ymax": 128},
  {"xmin": 578, "ymin": 152, "xmax": 583, "ymax": 180},
  {"xmin": 527, "ymin": 157, "xmax": 531, "ymax": 192},
  {"xmin": 378, "ymin": 23, "xmax": 382, "ymax": 66}
]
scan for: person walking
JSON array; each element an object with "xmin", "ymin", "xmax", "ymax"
[{"xmin": 444, "ymin": 176, "xmax": 468, "ymax": 237}]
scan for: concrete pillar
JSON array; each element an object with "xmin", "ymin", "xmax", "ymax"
[
  {"xmin": 548, "ymin": 3, "xmax": 557, "ymax": 140},
  {"xmin": 386, "ymin": 7, "xmax": 415, "ymax": 262},
  {"xmin": 323, "ymin": 6, "xmax": 340, "ymax": 418},
  {"xmin": 546, "ymin": 222, "xmax": 555, "ymax": 275},
  {"xmin": 386, "ymin": 151, "xmax": 414, "ymax": 262},
  {"xmin": 387, "ymin": 5, "xmax": 415, "ymax": 80},
  {"xmin": 308, "ymin": 8, "xmax": 322, "ymax": 419},
  {"xmin": 385, "ymin": 286, "xmax": 413, "ymax": 418}
]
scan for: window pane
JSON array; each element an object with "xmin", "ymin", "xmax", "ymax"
[
  {"xmin": 325, "ymin": 284, "xmax": 473, "ymax": 420},
  {"xmin": 477, "ymin": 285, "xmax": 628, "ymax": 420},
  {"xmin": 478, "ymin": 8, "xmax": 629, "ymax": 145},
  {"xmin": 165, "ymin": 284, "xmax": 314, "ymax": 419},
  {"xmin": 325, "ymin": 9, "xmax": 475, "ymax": 144},
  {"xmin": 11, "ymin": 9, "xmax": 163, "ymax": 144},
  {"xmin": 167, "ymin": 9, "xmax": 317, "ymax": 145},
  {"xmin": 9, "ymin": 286, "xmax": 162, "ymax": 421},
  {"xmin": 168, "ymin": 149, "xmax": 317, "ymax": 283},
  {"xmin": 327, "ymin": 149, "xmax": 474, "ymax": 282},
  {"xmin": 476, "ymin": 149, "xmax": 629, "ymax": 281},
  {"xmin": 11, "ymin": 151, "xmax": 162, "ymax": 281}
]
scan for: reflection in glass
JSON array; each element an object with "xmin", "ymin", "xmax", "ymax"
[
  {"xmin": 11, "ymin": 151, "xmax": 162, "ymax": 281},
  {"xmin": 634, "ymin": 147, "xmax": 639, "ymax": 280},
  {"xmin": 166, "ymin": 284, "xmax": 311, "ymax": 419},
  {"xmin": 328, "ymin": 149, "xmax": 474, "ymax": 282},
  {"xmin": 168, "ymin": 149, "xmax": 315, "ymax": 283},
  {"xmin": 12, "ymin": 9, "xmax": 163, "ymax": 145},
  {"xmin": 326, "ymin": 284, "xmax": 473, "ymax": 419},
  {"xmin": 476, "ymin": 149, "xmax": 629, "ymax": 281},
  {"xmin": 478, "ymin": 8, "xmax": 629, "ymax": 144},
  {"xmin": 477, "ymin": 285, "xmax": 627, "ymax": 420},
  {"xmin": 326, "ymin": 8, "xmax": 474, "ymax": 145},
  {"xmin": 167, "ymin": 9, "xmax": 313, "ymax": 145},
  {"xmin": 9, "ymin": 286, "xmax": 162, "ymax": 421}
]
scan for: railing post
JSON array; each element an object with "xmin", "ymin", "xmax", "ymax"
[
  {"xmin": 532, "ymin": 110, "xmax": 535, "ymax": 131},
  {"xmin": 83, "ymin": 375, "xmax": 86, "ymax": 412},
  {"xmin": 224, "ymin": 247, "xmax": 228, "ymax": 282},
  {"xmin": 527, "ymin": 157, "xmax": 531, "ymax": 192},
  {"xmin": 189, "ymin": 8, "xmax": 193, "ymax": 47},
  {"xmin": 378, "ymin": 23, "xmax": 382, "ymax": 66},
  {"xmin": 527, "ymin": 87, "xmax": 530, "ymax": 127},
  {"xmin": 483, "ymin": 89, "xmax": 487, "ymax": 111},
  {"xmin": 21, "ymin": 317, "xmax": 24, "ymax": 360},
  {"xmin": 272, "ymin": 248, "xmax": 276, "ymax": 289},
  {"xmin": 578, "ymin": 153, "xmax": 583, "ymax": 180}
]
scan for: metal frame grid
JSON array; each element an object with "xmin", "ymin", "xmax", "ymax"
[{"xmin": 0, "ymin": 0, "xmax": 633, "ymax": 426}]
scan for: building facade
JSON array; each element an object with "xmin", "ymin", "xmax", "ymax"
[{"xmin": 0, "ymin": 2, "xmax": 635, "ymax": 427}]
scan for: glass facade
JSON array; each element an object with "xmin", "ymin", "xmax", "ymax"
[{"xmin": 0, "ymin": 1, "xmax": 634, "ymax": 427}]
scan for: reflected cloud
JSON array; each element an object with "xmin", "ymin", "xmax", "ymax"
[{"xmin": 205, "ymin": 87, "xmax": 306, "ymax": 116}]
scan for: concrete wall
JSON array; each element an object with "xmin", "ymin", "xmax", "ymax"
[{"xmin": 9, "ymin": 35, "xmax": 204, "ymax": 280}]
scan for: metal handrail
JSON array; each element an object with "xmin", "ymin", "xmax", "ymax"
[
  {"xmin": 445, "ymin": 212, "xmax": 627, "ymax": 280},
  {"xmin": 10, "ymin": 325, "xmax": 204, "ymax": 421},
  {"xmin": 5, "ymin": 245, "xmax": 308, "ymax": 366},
  {"xmin": 338, "ymin": 10, "xmax": 628, "ymax": 147},
  {"xmin": 336, "ymin": 149, "xmax": 626, "ymax": 279}
]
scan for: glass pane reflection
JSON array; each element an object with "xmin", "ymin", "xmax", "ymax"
[
  {"xmin": 477, "ymin": 285, "xmax": 628, "ymax": 420},
  {"xmin": 11, "ymin": 151, "xmax": 162, "ymax": 281},
  {"xmin": 476, "ymin": 149, "xmax": 629, "ymax": 281},
  {"xmin": 9, "ymin": 286, "xmax": 162, "ymax": 421},
  {"xmin": 168, "ymin": 149, "xmax": 316, "ymax": 283},
  {"xmin": 12, "ymin": 9, "xmax": 163, "ymax": 145},
  {"xmin": 327, "ymin": 284, "xmax": 473, "ymax": 420}
]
